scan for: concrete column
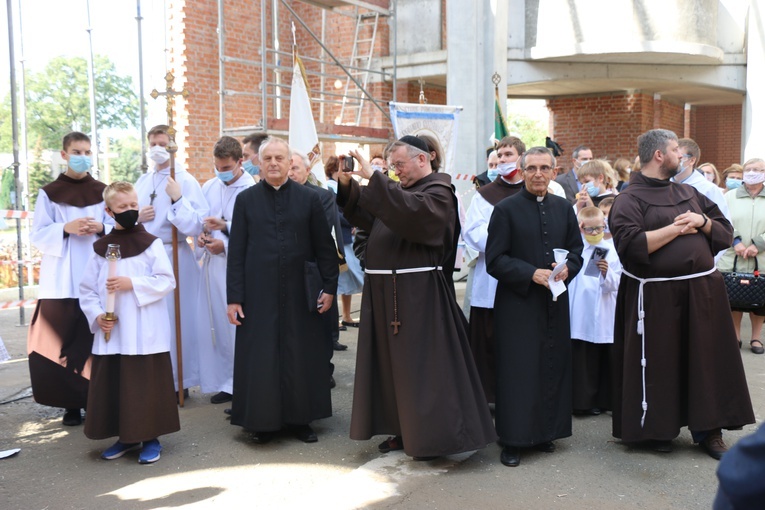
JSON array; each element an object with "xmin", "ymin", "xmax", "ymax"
[
  {"xmin": 446, "ymin": 0, "xmax": 494, "ymax": 176},
  {"xmin": 684, "ymin": 103, "xmax": 692, "ymax": 138},
  {"xmin": 743, "ymin": 0, "xmax": 765, "ymax": 161}
]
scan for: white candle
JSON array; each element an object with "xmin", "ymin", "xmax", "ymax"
[{"xmin": 106, "ymin": 258, "xmax": 117, "ymax": 313}]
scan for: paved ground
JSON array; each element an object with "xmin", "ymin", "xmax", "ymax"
[{"xmin": 1, "ymin": 283, "xmax": 763, "ymax": 509}]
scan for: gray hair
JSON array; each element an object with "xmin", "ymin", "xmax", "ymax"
[
  {"xmin": 637, "ymin": 129, "xmax": 677, "ymax": 166},
  {"xmin": 743, "ymin": 158, "xmax": 765, "ymax": 170},
  {"xmin": 258, "ymin": 136, "xmax": 290, "ymax": 159},
  {"xmin": 519, "ymin": 146, "xmax": 556, "ymax": 170},
  {"xmin": 290, "ymin": 150, "xmax": 311, "ymax": 170}
]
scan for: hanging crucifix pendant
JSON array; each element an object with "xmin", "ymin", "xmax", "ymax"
[{"xmin": 149, "ymin": 192, "xmax": 157, "ymax": 205}]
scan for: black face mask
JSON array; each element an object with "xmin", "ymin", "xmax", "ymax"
[{"xmin": 112, "ymin": 209, "xmax": 139, "ymax": 230}]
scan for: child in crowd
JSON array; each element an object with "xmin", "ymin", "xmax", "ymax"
[
  {"xmin": 79, "ymin": 181, "xmax": 179, "ymax": 464},
  {"xmin": 598, "ymin": 196, "xmax": 615, "ymax": 240},
  {"xmin": 568, "ymin": 206, "xmax": 621, "ymax": 416},
  {"xmin": 575, "ymin": 160, "xmax": 618, "ymax": 212}
]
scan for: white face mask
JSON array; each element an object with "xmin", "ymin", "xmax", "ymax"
[
  {"xmin": 743, "ymin": 170, "xmax": 765, "ymax": 185},
  {"xmin": 149, "ymin": 145, "xmax": 170, "ymax": 164},
  {"xmin": 497, "ymin": 161, "xmax": 518, "ymax": 177}
]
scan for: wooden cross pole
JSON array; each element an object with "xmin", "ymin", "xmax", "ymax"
[{"xmin": 150, "ymin": 72, "xmax": 189, "ymax": 406}]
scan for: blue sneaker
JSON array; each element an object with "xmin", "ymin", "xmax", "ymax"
[
  {"xmin": 101, "ymin": 441, "xmax": 141, "ymax": 460},
  {"xmin": 138, "ymin": 439, "xmax": 162, "ymax": 464}
]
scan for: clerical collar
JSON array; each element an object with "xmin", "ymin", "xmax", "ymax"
[
  {"xmin": 537, "ymin": 195, "xmax": 544, "ymax": 202},
  {"xmin": 265, "ymin": 177, "xmax": 289, "ymax": 190}
]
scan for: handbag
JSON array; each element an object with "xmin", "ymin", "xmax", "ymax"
[{"xmin": 723, "ymin": 256, "xmax": 765, "ymax": 309}]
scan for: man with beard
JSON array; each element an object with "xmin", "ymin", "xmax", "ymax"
[{"xmin": 608, "ymin": 129, "xmax": 754, "ymax": 459}]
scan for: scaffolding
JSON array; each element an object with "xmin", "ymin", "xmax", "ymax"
[{"xmin": 217, "ymin": 0, "xmax": 396, "ymax": 144}]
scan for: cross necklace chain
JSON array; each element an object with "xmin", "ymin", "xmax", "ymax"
[{"xmin": 150, "ymin": 173, "xmax": 169, "ymax": 205}]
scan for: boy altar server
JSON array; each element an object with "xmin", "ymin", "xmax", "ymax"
[
  {"xmin": 79, "ymin": 182, "xmax": 179, "ymax": 464},
  {"xmin": 568, "ymin": 206, "xmax": 621, "ymax": 415},
  {"xmin": 196, "ymin": 136, "xmax": 255, "ymax": 404},
  {"xmin": 28, "ymin": 131, "xmax": 113, "ymax": 426}
]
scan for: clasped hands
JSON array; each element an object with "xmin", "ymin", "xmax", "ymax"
[
  {"xmin": 533, "ymin": 263, "xmax": 569, "ymax": 289},
  {"xmin": 64, "ymin": 217, "xmax": 103, "ymax": 236}
]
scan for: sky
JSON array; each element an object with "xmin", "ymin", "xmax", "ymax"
[{"xmin": 1, "ymin": 0, "xmax": 173, "ymax": 136}]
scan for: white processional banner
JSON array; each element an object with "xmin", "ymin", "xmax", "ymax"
[
  {"xmin": 289, "ymin": 55, "xmax": 325, "ymax": 186},
  {"xmin": 389, "ymin": 102, "xmax": 462, "ymax": 181}
]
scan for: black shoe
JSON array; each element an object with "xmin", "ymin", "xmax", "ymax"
[
  {"xmin": 251, "ymin": 431, "xmax": 274, "ymax": 444},
  {"xmin": 535, "ymin": 441, "xmax": 555, "ymax": 453},
  {"xmin": 210, "ymin": 391, "xmax": 233, "ymax": 404},
  {"xmin": 500, "ymin": 446, "xmax": 520, "ymax": 467},
  {"xmin": 62, "ymin": 409, "xmax": 82, "ymax": 426},
  {"xmin": 333, "ymin": 341, "xmax": 348, "ymax": 351},
  {"xmin": 223, "ymin": 408, "xmax": 232, "ymax": 415},
  {"xmin": 338, "ymin": 324, "xmax": 348, "ymax": 332},
  {"xmin": 293, "ymin": 424, "xmax": 318, "ymax": 443},
  {"xmin": 652, "ymin": 440, "xmax": 673, "ymax": 453},
  {"xmin": 750, "ymin": 339, "xmax": 764, "ymax": 354},
  {"xmin": 330, "ymin": 376, "xmax": 336, "ymax": 389},
  {"xmin": 176, "ymin": 388, "xmax": 189, "ymax": 403}
]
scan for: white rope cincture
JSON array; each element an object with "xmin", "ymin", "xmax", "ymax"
[
  {"xmin": 364, "ymin": 266, "xmax": 443, "ymax": 275},
  {"xmin": 202, "ymin": 250, "xmax": 217, "ymax": 348},
  {"xmin": 621, "ymin": 266, "xmax": 717, "ymax": 428}
]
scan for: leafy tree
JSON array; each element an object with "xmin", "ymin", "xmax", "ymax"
[
  {"xmin": 0, "ymin": 168, "xmax": 15, "ymax": 209},
  {"xmin": 0, "ymin": 55, "xmax": 139, "ymax": 152},
  {"xmin": 107, "ymin": 136, "xmax": 143, "ymax": 184},
  {"xmin": 507, "ymin": 113, "xmax": 547, "ymax": 148},
  {"xmin": 27, "ymin": 138, "xmax": 55, "ymax": 210}
]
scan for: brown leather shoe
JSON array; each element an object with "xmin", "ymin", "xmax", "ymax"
[{"xmin": 700, "ymin": 431, "xmax": 728, "ymax": 460}]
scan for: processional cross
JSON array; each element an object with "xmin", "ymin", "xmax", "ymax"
[{"xmin": 150, "ymin": 72, "xmax": 189, "ymax": 405}]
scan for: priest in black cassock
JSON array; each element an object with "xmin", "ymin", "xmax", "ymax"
[
  {"xmin": 337, "ymin": 136, "xmax": 497, "ymax": 460},
  {"xmin": 226, "ymin": 137, "xmax": 339, "ymax": 444},
  {"xmin": 609, "ymin": 129, "xmax": 754, "ymax": 460},
  {"xmin": 486, "ymin": 146, "xmax": 584, "ymax": 467}
]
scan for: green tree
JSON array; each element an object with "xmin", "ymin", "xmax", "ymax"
[
  {"xmin": 0, "ymin": 168, "xmax": 15, "ymax": 209},
  {"xmin": 27, "ymin": 138, "xmax": 55, "ymax": 210},
  {"xmin": 507, "ymin": 113, "xmax": 547, "ymax": 148},
  {"xmin": 107, "ymin": 136, "xmax": 143, "ymax": 184},
  {"xmin": 0, "ymin": 55, "xmax": 139, "ymax": 151}
]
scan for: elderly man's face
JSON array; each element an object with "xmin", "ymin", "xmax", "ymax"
[
  {"xmin": 390, "ymin": 146, "xmax": 429, "ymax": 188},
  {"xmin": 522, "ymin": 153, "xmax": 555, "ymax": 196},
  {"xmin": 261, "ymin": 141, "xmax": 291, "ymax": 186},
  {"xmin": 289, "ymin": 154, "xmax": 310, "ymax": 185}
]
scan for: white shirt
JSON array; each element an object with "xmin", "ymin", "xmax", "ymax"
[
  {"xmin": 79, "ymin": 238, "xmax": 176, "ymax": 355},
  {"xmin": 463, "ymin": 192, "xmax": 499, "ymax": 308},
  {"xmin": 568, "ymin": 238, "xmax": 621, "ymax": 344},
  {"xmin": 31, "ymin": 189, "xmax": 114, "ymax": 299},
  {"xmin": 134, "ymin": 163, "xmax": 209, "ymax": 241},
  {"xmin": 548, "ymin": 179, "xmax": 567, "ymax": 199}
]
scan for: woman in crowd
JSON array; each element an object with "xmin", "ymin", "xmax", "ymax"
[
  {"xmin": 717, "ymin": 158, "xmax": 765, "ymax": 354},
  {"xmin": 698, "ymin": 162, "xmax": 722, "ymax": 188},
  {"xmin": 722, "ymin": 164, "xmax": 744, "ymax": 191}
]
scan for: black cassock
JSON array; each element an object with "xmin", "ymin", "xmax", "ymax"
[
  {"xmin": 487, "ymin": 188, "xmax": 584, "ymax": 447},
  {"xmin": 227, "ymin": 178, "xmax": 339, "ymax": 431}
]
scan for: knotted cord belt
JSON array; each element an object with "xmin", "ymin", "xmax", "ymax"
[
  {"xmin": 622, "ymin": 266, "xmax": 717, "ymax": 428},
  {"xmin": 364, "ymin": 266, "xmax": 443, "ymax": 335}
]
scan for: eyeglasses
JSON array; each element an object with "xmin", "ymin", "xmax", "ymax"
[
  {"xmin": 583, "ymin": 226, "xmax": 605, "ymax": 234},
  {"xmin": 524, "ymin": 166, "xmax": 553, "ymax": 174},
  {"xmin": 389, "ymin": 155, "xmax": 418, "ymax": 171}
]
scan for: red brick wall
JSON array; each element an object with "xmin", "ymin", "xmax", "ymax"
[
  {"xmin": 170, "ymin": 0, "xmax": 394, "ymax": 181},
  {"xmin": 692, "ymin": 105, "xmax": 742, "ymax": 169},
  {"xmin": 547, "ymin": 92, "xmax": 691, "ymax": 165}
]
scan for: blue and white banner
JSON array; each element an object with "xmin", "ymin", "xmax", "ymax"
[{"xmin": 389, "ymin": 102, "xmax": 462, "ymax": 181}]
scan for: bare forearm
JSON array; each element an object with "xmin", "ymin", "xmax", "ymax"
[{"xmin": 645, "ymin": 224, "xmax": 680, "ymax": 254}]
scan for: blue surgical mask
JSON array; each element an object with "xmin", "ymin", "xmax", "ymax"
[
  {"xmin": 371, "ymin": 165, "xmax": 384, "ymax": 173},
  {"xmin": 68, "ymin": 155, "xmax": 91, "ymax": 173},
  {"xmin": 726, "ymin": 178, "xmax": 743, "ymax": 190},
  {"xmin": 487, "ymin": 167, "xmax": 499, "ymax": 182},
  {"xmin": 242, "ymin": 160, "xmax": 259, "ymax": 176},
  {"xmin": 585, "ymin": 181, "xmax": 600, "ymax": 197},
  {"xmin": 215, "ymin": 168, "xmax": 234, "ymax": 182}
]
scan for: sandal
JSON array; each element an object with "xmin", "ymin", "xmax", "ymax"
[
  {"xmin": 342, "ymin": 320, "xmax": 360, "ymax": 328},
  {"xmin": 378, "ymin": 435, "xmax": 404, "ymax": 453},
  {"xmin": 750, "ymin": 339, "xmax": 764, "ymax": 355}
]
